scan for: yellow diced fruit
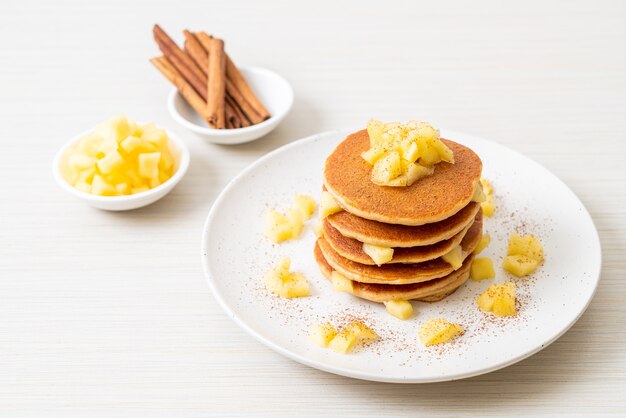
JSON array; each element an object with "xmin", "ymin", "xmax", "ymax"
[
  {"xmin": 405, "ymin": 163, "xmax": 434, "ymax": 186},
  {"xmin": 264, "ymin": 209, "xmax": 293, "ymax": 243},
  {"xmin": 74, "ymin": 181, "xmax": 91, "ymax": 193},
  {"xmin": 362, "ymin": 243, "xmax": 394, "ymax": 265},
  {"xmin": 138, "ymin": 152, "xmax": 161, "ymax": 179},
  {"xmin": 120, "ymin": 135, "xmax": 143, "ymax": 154},
  {"xmin": 159, "ymin": 150, "xmax": 175, "ymax": 172},
  {"xmin": 384, "ymin": 300, "xmax": 414, "ymax": 320},
  {"xmin": 68, "ymin": 154, "xmax": 96, "ymax": 171},
  {"xmin": 477, "ymin": 282, "xmax": 516, "ymax": 317},
  {"xmin": 76, "ymin": 135, "xmax": 103, "ymax": 157},
  {"xmin": 264, "ymin": 258, "xmax": 310, "ymax": 298},
  {"xmin": 481, "ymin": 195, "xmax": 495, "ymax": 217},
  {"xmin": 431, "ymin": 139, "xmax": 454, "ymax": 163},
  {"xmin": 480, "ymin": 177, "xmax": 493, "ymax": 195},
  {"xmin": 502, "ymin": 255, "xmax": 539, "ymax": 277},
  {"xmin": 473, "ymin": 234, "xmax": 491, "ymax": 255},
  {"xmin": 142, "ymin": 126, "xmax": 168, "ymax": 147},
  {"xmin": 131, "ymin": 185, "xmax": 150, "ymax": 194},
  {"xmin": 94, "ymin": 115, "xmax": 131, "ymax": 143},
  {"xmin": 91, "ymin": 174, "xmax": 117, "ymax": 196},
  {"xmin": 331, "ymin": 271, "xmax": 353, "ymax": 294},
  {"xmin": 361, "ymin": 147, "xmax": 385, "ymax": 165},
  {"xmin": 472, "ymin": 183, "xmax": 486, "ymax": 203},
  {"xmin": 470, "ymin": 257, "xmax": 496, "ymax": 281},
  {"xmin": 417, "ymin": 138, "xmax": 442, "ymax": 166},
  {"xmin": 319, "ymin": 191, "xmax": 343, "ymax": 219},
  {"xmin": 115, "ymin": 183, "xmax": 130, "ymax": 195},
  {"xmin": 400, "ymin": 141, "xmax": 419, "ymax": 163},
  {"xmin": 507, "ymin": 233, "xmax": 544, "ymax": 263},
  {"xmin": 328, "ymin": 329, "xmax": 357, "ymax": 354},
  {"xmin": 97, "ymin": 150, "xmax": 125, "ymax": 175},
  {"xmin": 419, "ymin": 318, "xmax": 464, "ymax": 346},
  {"xmin": 313, "ymin": 222, "xmax": 323, "ymax": 238},
  {"xmin": 345, "ymin": 321, "xmax": 378, "ymax": 340},
  {"xmin": 285, "ymin": 207, "xmax": 305, "ymax": 237},
  {"xmin": 371, "ymin": 151, "xmax": 403, "ymax": 184},
  {"xmin": 366, "ymin": 119, "xmax": 387, "ymax": 148},
  {"xmin": 309, "ymin": 323, "xmax": 337, "ymax": 348},
  {"xmin": 293, "ymin": 195, "xmax": 316, "ymax": 219},
  {"xmin": 442, "ymin": 245, "xmax": 464, "ymax": 270},
  {"xmin": 97, "ymin": 139, "xmax": 118, "ymax": 156}
]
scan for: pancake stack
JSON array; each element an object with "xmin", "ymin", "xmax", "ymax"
[{"xmin": 314, "ymin": 129, "xmax": 484, "ymax": 303}]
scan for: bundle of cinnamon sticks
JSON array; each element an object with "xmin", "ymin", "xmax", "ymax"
[{"xmin": 151, "ymin": 25, "xmax": 270, "ymax": 129}]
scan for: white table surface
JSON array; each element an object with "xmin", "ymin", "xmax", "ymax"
[{"xmin": 1, "ymin": 0, "xmax": 625, "ymax": 416}]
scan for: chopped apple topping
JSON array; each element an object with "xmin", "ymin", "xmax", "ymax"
[
  {"xmin": 309, "ymin": 322, "xmax": 337, "ymax": 348},
  {"xmin": 477, "ymin": 282, "xmax": 516, "ymax": 317},
  {"xmin": 419, "ymin": 318, "xmax": 464, "ymax": 346},
  {"xmin": 384, "ymin": 300, "xmax": 414, "ymax": 320},
  {"xmin": 319, "ymin": 191, "xmax": 343, "ymax": 219},
  {"xmin": 264, "ymin": 194, "xmax": 317, "ymax": 243},
  {"xmin": 330, "ymin": 271, "xmax": 353, "ymax": 294},
  {"xmin": 470, "ymin": 257, "xmax": 496, "ymax": 281},
  {"xmin": 442, "ymin": 245, "xmax": 464, "ymax": 270},
  {"xmin": 480, "ymin": 177, "xmax": 495, "ymax": 217},
  {"xmin": 362, "ymin": 243, "xmax": 394, "ymax": 266},
  {"xmin": 503, "ymin": 233, "xmax": 543, "ymax": 277},
  {"xmin": 473, "ymin": 233, "xmax": 491, "ymax": 255},
  {"xmin": 264, "ymin": 257, "xmax": 310, "ymax": 298}
]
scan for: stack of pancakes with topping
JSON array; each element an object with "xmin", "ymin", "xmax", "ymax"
[{"xmin": 314, "ymin": 129, "xmax": 484, "ymax": 303}]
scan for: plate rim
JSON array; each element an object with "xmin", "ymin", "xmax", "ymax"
[{"xmin": 200, "ymin": 129, "xmax": 602, "ymax": 383}]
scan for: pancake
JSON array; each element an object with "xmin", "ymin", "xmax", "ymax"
[
  {"xmin": 322, "ymin": 216, "xmax": 473, "ymax": 265},
  {"xmin": 314, "ymin": 240, "xmax": 473, "ymax": 303},
  {"xmin": 323, "ymin": 129, "xmax": 482, "ymax": 226},
  {"xmin": 327, "ymin": 201, "xmax": 480, "ymax": 248},
  {"xmin": 317, "ymin": 212, "xmax": 482, "ymax": 285}
]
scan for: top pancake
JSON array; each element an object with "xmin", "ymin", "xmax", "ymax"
[
  {"xmin": 323, "ymin": 129, "xmax": 482, "ymax": 225},
  {"xmin": 327, "ymin": 201, "xmax": 480, "ymax": 248}
]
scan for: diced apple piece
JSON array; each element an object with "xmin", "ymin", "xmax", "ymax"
[
  {"xmin": 328, "ymin": 329, "xmax": 357, "ymax": 354},
  {"xmin": 115, "ymin": 182, "xmax": 130, "ymax": 195},
  {"xmin": 417, "ymin": 138, "xmax": 442, "ymax": 166},
  {"xmin": 400, "ymin": 141, "xmax": 419, "ymax": 163},
  {"xmin": 361, "ymin": 147, "xmax": 385, "ymax": 165},
  {"xmin": 431, "ymin": 139, "xmax": 454, "ymax": 163},
  {"xmin": 331, "ymin": 271, "xmax": 353, "ymax": 293},
  {"xmin": 367, "ymin": 119, "xmax": 387, "ymax": 148},
  {"xmin": 503, "ymin": 255, "xmax": 539, "ymax": 277},
  {"xmin": 159, "ymin": 150, "xmax": 175, "ymax": 172},
  {"xmin": 313, "ymin": 222, "xmax": 323, "ymax": 238},
  {"xmin": 419, "ymin": 318, "xmax": 464, "ymax": 346},
  {"xmin": 472, "ymin": 183, "xmax": 486, "ymax": 203},
  {"xmin": 507, "ymin": 233, "xmax": 544, "ymax": 263},
  {"xmin": 309, "ymin": 323, "xmax": 338, "ymax": 348},
  {"xmin": 91, "ymin": 174, "xmax": 117, "ymax": 196},
  {"xmin": 120, "ymin": 135, "xmax": 143, "ymax": 154},
  {"xmin": 142, "ymin": 126, "xmax": 168, "ymax": 147},
  {"xmin": 97, "ymin": 139, "xmax": 118, "ymax": 156},
  {"xmin": 405, "ymin": 163, "xmax": 434, "ymax": 186},
  {"xmin": 362, "ymin": 243, "xmax": 394, "ymax": 265},
  {"xmin": 76, "ymin": 134, "xmax": 103, "ymax": 157},
  {"xmin": 138, "ymin": 152, "xmax": 161, "ymax": 179},
  {"xmin": 264, "ymin": 209, "xmax": 293, "ymax": 243},
  {"xmin": 293, "ymin": 195, "xmax": 316, "ymax": 219},
  {"xmin": 473, "ymin": 233, "xmax": 491, "ymax": 255},
  {"xmin": 371, "ymin": 151, "xmax": 403, "ymax": 184},
  {"xmin": 319, "ymin": 191, "xmax": 343, "ymax": 219},
  {"xmin": 68, "ymin": 154, "xmax": 96, "ymax": 171},
  {"xmin": 470, "ymin": 257, "xmax": 495, "ymax": 281},
  {"xmin": 264, "ymin": 257, "xmax": 310, "ymax": 298},
  {"xmin": 442, "ymin": 245, "xmax": 464, "ymax": 270},
  {"xmin": 480, "ymin": 177, "xmax": 493, "ymax": 195},
  {"xmin": 345, "ymin": 321, "xmax": 378, "ymax": 340},
  {"xmin": 477, "ymin": 282, "xmax": 516, "ymax": 317},
  {"xmin": 74, "ymin": 181, "xmax": 91, "ymax": 193},
  {"xmin": 286, "ymin": 207, "xmax": 305, "ymax": 237},
  {"xmin": 97, "ymin": 150, "xmax": 125, "ymax": 175},
  {"xmin": 384, "ymin": 300, "xmax": 414, "ymax": 320},
  {"xmin": 481, "ymin": 195, "xmax": 495, "ymax": 217},
  {"xmin": 131, "ymin": 185, "xmax": 150, "ymax": 194}
]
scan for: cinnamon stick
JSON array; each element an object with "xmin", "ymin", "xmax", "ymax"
[
  {"xmin": 207, "ymin": 38, "xmax": 226, "ymax": 129},
  {"xmin": 153, "ymin": 25, "xmax": 207, "ymax": 101},
  {"xmin": 150, "ymin": 56, "xmax": 213, "ymax": 126},
  {"xmin": 195, "ymin": 32, "xmax": 265, "ymax": 125},
  {"xmin": 184, "ymin": 32, "xmax": 251, "ymax": 128}
]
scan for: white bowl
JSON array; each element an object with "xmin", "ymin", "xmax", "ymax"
[
  {"xmin": 168, "ymin": 66, "xmax": 293, "ymax": 145},
  {"xmin": 53, "ymin": 126, "xmax": 190, "ymax": 211}
]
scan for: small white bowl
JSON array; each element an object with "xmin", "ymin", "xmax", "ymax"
[
  {"xmin": 53, "ymin": 126, "xmax": 190, "ymax": 211},
  {"xmin": 168, "ymin": 66, "xmax": 293, "ymax": 145}
]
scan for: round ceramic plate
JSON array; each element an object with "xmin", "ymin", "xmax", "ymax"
[{"xmin": 201, "ymin": 130, "xmax": 601, "ymax": 383}]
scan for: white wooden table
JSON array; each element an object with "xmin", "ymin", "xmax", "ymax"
[{"xmin": 1, "ymin": 1, "xmax": 625, "ymax": 416}]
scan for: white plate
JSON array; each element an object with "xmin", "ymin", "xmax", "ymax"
[{"xmin": 201, "ymin": 130, "xmax": 601, "ymax": 383}]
